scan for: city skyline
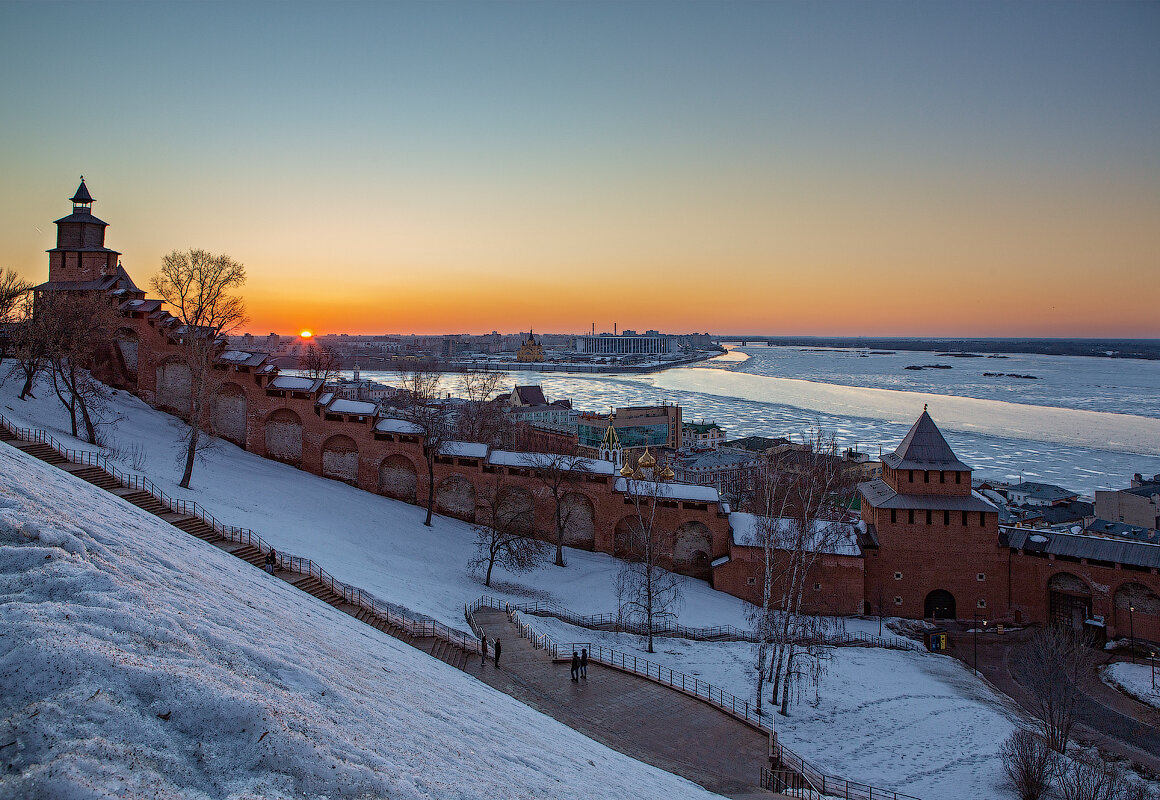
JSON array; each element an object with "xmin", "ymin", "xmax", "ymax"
[{"xmin": 1, "ymin": 1, "xmax": 1157, "ymax": 337}]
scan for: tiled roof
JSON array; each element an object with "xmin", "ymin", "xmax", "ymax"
[
  {"xmin": 1002, "ymin": 526, "xmax": 1160, "ymax": 569},
  {"xmin": 882, "ymin": 411, "xmax": 971, "ymax": 472},
  {"xmin": 858, "ymin": 478, "xmax": 996, "ymax": 512}
]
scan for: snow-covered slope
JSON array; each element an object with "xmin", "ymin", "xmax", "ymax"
[{"xmin": 0, "ymin": 441, "xmax": 721, "ymax": 799}]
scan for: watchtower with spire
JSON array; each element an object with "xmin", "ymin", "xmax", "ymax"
[{"xmin": 46, "ymin": 177, "xmax": 122, "ymax": 284}]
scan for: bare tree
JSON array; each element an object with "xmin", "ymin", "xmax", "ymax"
[
  {"xmin": 37, "ymin": 291, "xmax": 116, "ymax": 443},
  {"xmin": 749, "ymin": 428, "xmax": 855, "ymax": 716},
  {"xmin": 454, "ymin": 368, "xmax": 508, "ymax": 444},
  {"xmin": 615, "ymin": 478, "xmax": 682, "ymax": 654},
  {"xmin": 1000, "ymin": 729, "xmax": 1058, "ymax": 800},
  {"xmin": 470, "ymin": 471, "xmax": 548, "ymax": 586},
  {"xmin": 394, "ymin": 369, "xmax": 451, "ymax": 527},
  {"xmin": 1057, "ymin": 752, "xmax": 1139, "ymax": 800},
  {"xmin": 0, "ymin": 268, "xmax": 33, "ymax": 361},
  {"xmin": 150, "ymin": 249, "xmax": 247, "ymax": 489},
  {"xmin": 5, "ymin": 294, "xmax": 47, "ymax": 400},
  {"xmin": 1013, "ymin": 625, "xmax": 1100, "ymax": 754},
  {"xmin": 299, "ymin": 341, "xmax": 342, "ymax": 383},
  {"xmin": 530, "ymin": 452, "xmax": 594, "ymax": 567}
]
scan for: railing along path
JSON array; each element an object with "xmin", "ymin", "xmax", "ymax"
[
  {"xmin": 2, "ymin": 413, "xmax": 919, "ymax": 800},
  {"xmin": 467, "ymin": 594, "xmax": 922, "ymax": 800},
  {"xmin": 508, "ymin": 597, "xmax": 922, "ymax": 652},
  {"xmin": 0, "ymin": 412, "xmax": 477, "ymax": 656}
]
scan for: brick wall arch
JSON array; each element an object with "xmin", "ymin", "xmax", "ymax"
[
  {"xmin": 321, "ymin": 434, "xmax": 359, "ymax": 485},
  {"xmin": 212, "ymin": 382, "xmax": 247, "ymax": 447},
  {"xmin": 154, "ymin": 357, "xmax": 191, "ymax": 415},
  {"xmin": 560, "ymin": 492, "xmax": 596, "ymax": 550},
  {"xmin": 264, "ymin": 408, "xmax": 303, "ymax": 466},
  {"xmin": 436, "ymin": 474, "xmax": 476, "ymax": 522},
  {"xmin": 673, "ymin": 520, "xmax": 712, "ymax": 579},
  {"xmin": 498, "ymin": 486, "xmax": 536, "ymax": 536},
  {"xmin": 378, "ymin": 454, "xmax": 418, "ymax": 502}
]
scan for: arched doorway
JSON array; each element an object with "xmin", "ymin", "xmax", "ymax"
[
  {"xmin": 436, "ymin": 475, "xmax": 476, "ymax": 522},
  {"xmin": 321, "ymin": 434, "xmax": 359, "ymax": 485},
  {"xmin": 264, "ymin": 408, "xmax": 303, "ymax": 466},
  {"xmin": 1048, "ymin": 572, "xmax": 1092, "ymax": 631},
  {"xmin": 924, "ymin": 589, "xmax": 956, "ymax": 621},
  {"xmin": 378, "ymin": 454, "xmax": 418, "ymax": 503},
  {"xmin": 673, "ymin": 521, "xmax": 712, "ymax": 580},
  {"xmin": 560, "ymin": 493, "xmax": 596, "ymax": 550},
  {"xmin": 613, "ymin": 515, "xmax": 646, "ymax": 559},
  {"xmin": 212, "ymin": 382, "xmax": 247, "ymax": 447}
]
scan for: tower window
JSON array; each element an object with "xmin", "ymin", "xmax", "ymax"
[
  {"xmin": 939, "ymin": 471, "xmax": 945, "ymax": 484},
  {"xmin": 943, "ymin": 510, "xmax": 950, "ymax": 525},
  {"xmin": 909, "ymin": 470, "xmax": 914, "ymax": 483},
  {"xmin": 924, "ymin": 471, "xmax": 930, "ymax": 483},
  {"xmin": 980, "ymin": 512, "xmax": 986, "ymax": 527},
  {"xmin": 926, "ymin": 510, "xmax": 932, "ymax": 525},
  {"xmin": 955, "ymin": 471, "xmax": 962, "ymax": 484},
  {"xmin": 908, "ymin": 510, "xmax": 915, "ymax": 524},
  {"xmin": 891, "ymin": 509, "xmax": 897, "ymax": 523},
  {"xmin": 977, "ymin": 573, "xmax": 986, "ymax": 582},
  {"xmin": 894, "ymin": 571, "xmax": 903, "ymax": 580},
  {"xmin": 962, "ymin": 511, "xmax": 968, "ymax": 525},
  {"xmin": 894, "ymin": 596, "xmax": 903, "ymax": 606},
  {"xmin": 813, "ymin": 583, "xmax": 822, "ymax": 591},
  {"xmin": 977, "ymin": 599, "xmax": 987, "ymax": 609},
  {"xmin": 746, "ymin": 577, "xmax": 756, "ymax": 586}
]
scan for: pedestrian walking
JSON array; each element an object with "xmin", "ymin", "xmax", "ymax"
[
  {"xmin": 493, "ymin": 638, "xmax": 501, "ymax": 668},
  {"xmin": 580, "ymin": 648, "xmax": 588, "ymax": 679},
  {"xmin": 480, "ymin": 636, "xmax": 488, "ymax": 667},
  {"xmin": 264, "ymin": 549, "xmax": 277, "ymax": 574},
  {"xmin": 570, "ymin": 651, "xmax": 580, "ymax": 682}
]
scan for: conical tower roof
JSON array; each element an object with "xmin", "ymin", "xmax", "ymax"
[
  {"xmin": 71, "ymin": 177, "xmax": 94, "ymax": 205},
  {"xmin": 881, "ymin": 409, "xmax": 971, "ymax": 472}
]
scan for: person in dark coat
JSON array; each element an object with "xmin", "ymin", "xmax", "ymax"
[
  {"xmin": 264, "ymin": 549, "xmax": 277, "ymax": 574},
  {"xmin": 570, "ymin": 651, "xmax": 580, "ymax": 682},
  {"xmin": 493, "ymin": 638, "xmax": 501, "ymax": 668},
  {"xmin": 480, "ymin": 636, "xmax": 488, "ymax": 667},
  {"xmin": 580, "ymin": 648, "xmax": 588, "ymax": 679}
]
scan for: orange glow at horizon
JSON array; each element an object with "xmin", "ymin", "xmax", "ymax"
[{"xmin": 300, "ymin": 330, "xmax": 313, "ymax": 338}]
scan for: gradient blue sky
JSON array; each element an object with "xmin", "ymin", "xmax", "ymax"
[{"xmin": 1, "ymin": 1, "xmax": 1157, "ymax": 335}]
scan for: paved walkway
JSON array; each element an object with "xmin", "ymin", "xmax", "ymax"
[
  {"xmin": 949, "ymin": 629, "xmax": 1160, "ymax": 776},
  {"xmin": 464, "ymin": 609, "xmax": 775, "ymax": 799}
]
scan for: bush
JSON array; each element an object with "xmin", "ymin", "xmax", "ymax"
[{"xmin": 1000, "ymin": 728, "xmax": 1057, "ymax": 800}]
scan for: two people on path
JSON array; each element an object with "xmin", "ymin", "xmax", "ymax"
[
  {"xmin": 264, "ymin": 549, "xmax": 277, "ymax": 574},
  {"xmin": 570, "ymin": 648, "xmax": 589, "ymax": 682}
]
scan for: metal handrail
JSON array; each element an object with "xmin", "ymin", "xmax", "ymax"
[
  {"xmin": 0, "ymin": 413, "xmax": 481, "ymax": 658},
  {"xmin": 473, "ymin": 592, "xmax": 923, "ymax": 800},
  {"xmin": 507, "ymin": 597, "xmax": 922, "ymax": 651}
]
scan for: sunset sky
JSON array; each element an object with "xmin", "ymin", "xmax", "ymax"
[{"xmin": 1, "ymin": 2, "xmax": 1157, "ymax": 337}]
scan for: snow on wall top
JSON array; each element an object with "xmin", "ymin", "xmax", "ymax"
[
  {"xmin": 613, "ymin": 478, "xmax": 720, "ymax": 503},
  {"xmin": 729, "ymin": 511, "xmax": 862, "ymax": 556},
  {"xmin": 328, "ymin": 399, "xmax": 377, "ymax": 415},
  {"xmin": 270, "ymin": 376, "xmax": 318, "ymax": 391},
  {"xmin": 440, "ymin": 441, "xmax": 490, "ymax": 459},
  {"xmin": 488, "ymin": 450, "xmax": 615, "ymax": 475},
  {"xmin": 374, "ymin": 418, "xmax": 424, "ymax": 435},
  {"xmin": 219, "ymin": 350, "xmax": 256, "ymax": 362}
]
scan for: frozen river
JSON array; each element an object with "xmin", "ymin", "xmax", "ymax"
[{"xmin": 365, "ymin": 346, "xmax": 1160, "ymax": 497}]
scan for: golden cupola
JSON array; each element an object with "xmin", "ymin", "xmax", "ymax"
[{"xmin": 637, "ymin": 448, "xmax": 657, "ymax": 469}]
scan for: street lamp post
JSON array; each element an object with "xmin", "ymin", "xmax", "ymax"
[
  {"xmin": 1129, "ymin": 605, "xmax": 1135, "ymax": 664},
  {"xmin": 1152, "ymin": 651, "xmax": 1157, "ymax": 690},
  {"xmin": 973, "ymin": 613, "xmax": 987, "ymax": 677}
]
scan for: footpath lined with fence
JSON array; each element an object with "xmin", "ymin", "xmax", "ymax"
[{"xmin": 3, "ymin": 412, "xmax": 921, "ymax": 800}]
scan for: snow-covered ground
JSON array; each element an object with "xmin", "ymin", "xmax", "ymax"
[
  {"xmin": 527, "ymin": 616, "xmax": 1023, "ymax": 800},
  {"xmin": 0, "ymin": 371, "xmax": 1038, "ymax": 798},
  {"xmin": 1102, "ymin": 662, "xmax": 1160, "ymax": 710},
  {"xmin": 0, "ymin": 439, "xmax": 724, "ymax": 800}
]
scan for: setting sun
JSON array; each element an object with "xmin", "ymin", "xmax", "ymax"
[{"xmin": 300, "ymin": 330, "xmax": 313, "ymax": 338}]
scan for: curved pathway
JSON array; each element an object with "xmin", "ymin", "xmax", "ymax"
[{"xmin": 465, "ymin": 608, "xmax": 775, "ymax": 799}]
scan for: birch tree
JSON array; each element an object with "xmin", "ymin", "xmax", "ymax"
[
  {"xmin": 530, "ymin": 452, "xmax": 594, "ymax": 567},
  {"xmin": 470, "ymin": 471, "xmax": 548, "ymax": 586},
  {"xmin": 38, "ymin": 291, "xmax": 116, "ymax": 443},
  {"xmin": 151, "ymin": 249, "xmax": 247, "ymax": 488},
  {"xmin": 615, "ymin": 479, "xmax": 682, "ymax": 653}
]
